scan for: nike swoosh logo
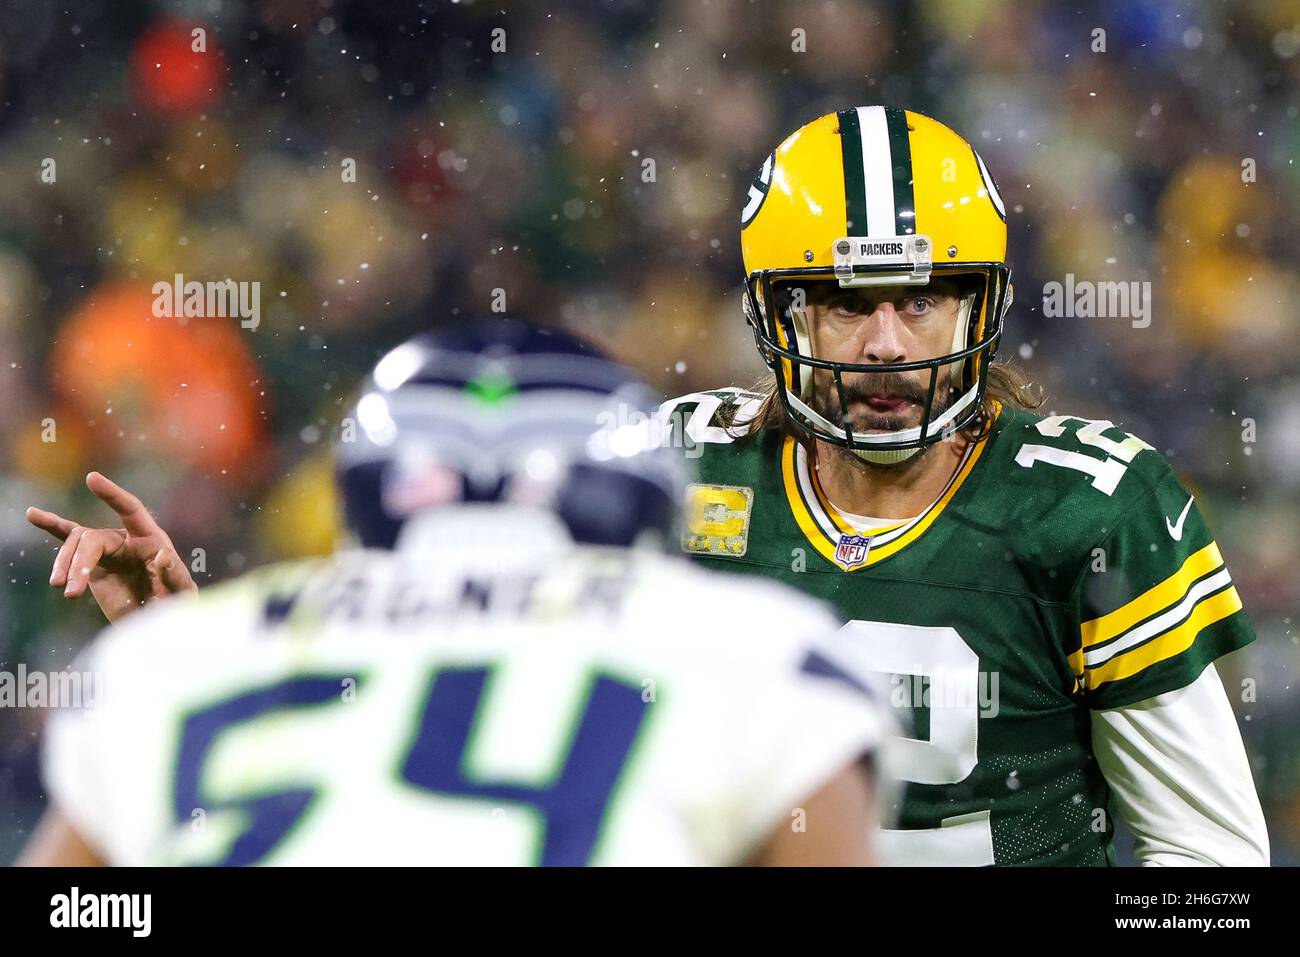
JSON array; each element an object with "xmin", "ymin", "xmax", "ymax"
[{"xmin": 1166, "ymin": 495, "xmax": 1195, "ymax": 541}]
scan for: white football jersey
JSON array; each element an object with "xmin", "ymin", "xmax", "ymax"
[{"xmin": 42, "ymin": 510, "xmax": 888, "ymax": 866}]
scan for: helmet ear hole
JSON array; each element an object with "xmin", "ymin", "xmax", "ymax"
[
  {"xmin": 338, "ymin": 460, "xmax": 403, "ymax": 550},
  {"xmin": 555, "ymin": 465, "xmax": 676, "ymax": 548}
]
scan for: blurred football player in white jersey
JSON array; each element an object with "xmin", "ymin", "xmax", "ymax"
[{"xmin": 21, "ymin": 320, "xmax": 890, "ymax": 866}]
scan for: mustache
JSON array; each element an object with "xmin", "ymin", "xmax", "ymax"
[{"xmin": 820, "ymin": 371, "xmax": 933, "ymax": 405}]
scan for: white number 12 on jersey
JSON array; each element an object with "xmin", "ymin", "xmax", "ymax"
[{"xmin": 1014, "ymin": 415, "xmax": 1152, "ymax": 496}]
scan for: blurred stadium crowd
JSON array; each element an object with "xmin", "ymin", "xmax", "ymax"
[{"xmin": 0, "ymin": 0, "xmax": 1296, "ymax": 863}]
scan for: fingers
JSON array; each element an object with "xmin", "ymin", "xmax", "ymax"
[
  {"xmin": 48, "ymin": 526, "xmax": 86, "ymax": 589},
  {"xmin": 26, "ymin": 507, "xmax": 77, "ymax": 542},
  {"xmin": 85, "ymin": 471, "xmax": 161, "ymax": 539},
  {"xmin": 63, "ymin": 529, "xmax": 121, "ymax": 599},
  {"xmin": 148, "ymin": 548, "xmax": 197, "ymax": 595}
]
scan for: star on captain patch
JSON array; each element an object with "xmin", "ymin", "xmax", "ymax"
[{"xmin": 682, "ymin": 483, "xmax": 753, "ymax": 557}]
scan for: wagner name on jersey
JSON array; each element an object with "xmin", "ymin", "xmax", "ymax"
[
  {"xmin": 41, "ymin": 514, "xmax": 889, "ymax": 867},
  {"xmin": 661, "ymin": 388, "xmax": 1255, "ymax": 866}
]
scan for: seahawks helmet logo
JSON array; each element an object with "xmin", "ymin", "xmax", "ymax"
[{"xmin": 740, "ymin": 152, "xmax": 774, "ymax": 227}]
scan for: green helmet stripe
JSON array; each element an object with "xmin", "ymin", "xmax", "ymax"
[{"xmin": 837, "ymin": 108, "xmax": 868, "ymax": 237}]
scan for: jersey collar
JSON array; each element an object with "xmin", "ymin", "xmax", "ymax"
[{"xmin": 780, "ymin": 405, "xmax": 998, "ymax": 571}]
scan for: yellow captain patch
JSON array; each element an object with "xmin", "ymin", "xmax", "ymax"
[{"xmin": 682, "ymin": 483, "xmax": 754, "ymax": 557}]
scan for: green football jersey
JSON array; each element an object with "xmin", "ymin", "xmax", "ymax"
[{"xmin": 659, "ymin": 388, "xmax": 1255, "ymax": 866}]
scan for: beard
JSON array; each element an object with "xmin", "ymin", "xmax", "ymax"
[{"xmin": 808, "ymin": 365, "xmax": 958, "ymax": 437}]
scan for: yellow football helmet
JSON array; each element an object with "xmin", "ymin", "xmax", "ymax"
[{"xmin": 740, "ymin": 106, "xmax": 1013, "ymax": 458}]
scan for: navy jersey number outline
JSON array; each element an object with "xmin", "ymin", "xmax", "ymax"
[
  {"xmin": 174, "ymin": 667, "xmax": 649, "ymax": 865},
  {"xmin": 174, "ymin": 675, "xmax": 357, "ymax": 866}
]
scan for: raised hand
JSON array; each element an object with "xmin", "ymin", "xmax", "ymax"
[{"xmin": 26, "ymin": 471, "xmax": 197, "ymax": 623}]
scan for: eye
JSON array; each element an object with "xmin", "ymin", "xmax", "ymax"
[
  {"xmin": 828, "ymin": 293, "xmax": 866, "ymax": 315},
  {"xmin": 902, "ymin": 296, "xmax": 935, "ymax": 316}
]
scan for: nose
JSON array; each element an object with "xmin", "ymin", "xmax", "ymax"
[{"xmin": 857, "ymin": 301, "xmax": 907, "ymax": 364}]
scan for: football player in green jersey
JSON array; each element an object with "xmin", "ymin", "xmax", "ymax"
[{"xmin": 657, "ymin": 106, "xmax": 1268, "ymax": 865}]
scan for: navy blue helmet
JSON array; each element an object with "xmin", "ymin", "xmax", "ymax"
[{"xmin": 335, "ymin": 319, "xmax": 685, "ymax": 551}]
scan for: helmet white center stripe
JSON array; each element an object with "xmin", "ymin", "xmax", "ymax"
[{"xmin": 856, "ymin": 106, "xmax": 897, "ymax": 238}]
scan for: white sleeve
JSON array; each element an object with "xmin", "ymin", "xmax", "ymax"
[{"xmin": 1090, "ymin": 663, "xmax": 1269, "ymax": 866}]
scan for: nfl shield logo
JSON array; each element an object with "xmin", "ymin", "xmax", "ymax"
[{"xmin": 834, "ymin": 534, "xmax": 872, "ymax": 570}]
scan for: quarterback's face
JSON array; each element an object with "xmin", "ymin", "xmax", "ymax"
[{"xmin": 802, "ymin": 278, "xmax": 964, "ymax": 435}]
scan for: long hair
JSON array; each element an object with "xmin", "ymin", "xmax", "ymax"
[{"xmin": 719, "ymin": 361, "xmax": 1045, "ymax": 443}]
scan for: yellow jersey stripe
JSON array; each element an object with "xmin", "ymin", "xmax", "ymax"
[
  {"xmin": 1086, "ymin": 585, "xmax": 1243, "ymax": 689},
  {"xmin": 807, "ymin": 462, "xmax": 909, "ymax": 537},
  {"xmin": 865, "ymin": 429, "xmax": 990, "ymax": 563},
  {"xmin": 781, "ymin": 436, "xmax": 841, "ymax": 563},
  {"xmin": 1081, "ymin": 541, "xmax": 1224, "ymax": 650},
  {"xmin": 1068, "ymin": 645, "xmax": 1085, "ymax": 681},
  {"xmin": 809, "ymin": 465, "xmax": 858, "ymax": 536},
  {"xmin": 799, "ymin": 446, "xmax": 857, "ymax": 539}
]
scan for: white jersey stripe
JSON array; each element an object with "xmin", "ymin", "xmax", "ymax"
[{"xmin": 1084, "ymin": 568, "xmax": 1235, "ymax": 668}]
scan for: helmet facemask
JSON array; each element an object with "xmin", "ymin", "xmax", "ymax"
[{"xmin": 744, "ymin": 262, "xmax": 1010, "ymax": 461}]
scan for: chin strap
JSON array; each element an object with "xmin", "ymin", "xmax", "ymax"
[{"xmin": 853, "ymin": 444, "xmax": 923, "ymax": 464}]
